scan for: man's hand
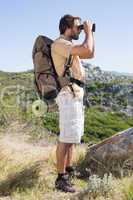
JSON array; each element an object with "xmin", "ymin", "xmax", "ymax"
[
  {"xmin": 70, "ymin": 20, "xmax": 95, "ymax": 59},
  {"xmin": 83, "ymin": 21, "xmax": 93, "ymax": 35}
]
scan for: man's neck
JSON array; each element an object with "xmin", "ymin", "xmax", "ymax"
[{"xmin": 60, "ymin": 34, "xmax": 72, "ymax": 42}]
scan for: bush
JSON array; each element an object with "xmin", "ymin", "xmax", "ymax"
[
  {"xmin": 87, "ymin": 174, "xmax": 114, "ymax": 199},
  {"xmin": 82, "ymin": 107, "xmax": 133, "ymax": 142},
  {"xmin": 43, "ymin": 112, "xmax": 59, "ymax": 134}
]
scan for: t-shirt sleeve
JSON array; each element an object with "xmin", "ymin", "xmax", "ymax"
[{"xmin": 51, "ymin": 40, "xmax": 73, "ymax": 58}]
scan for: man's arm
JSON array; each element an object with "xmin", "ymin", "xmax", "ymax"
[{"xmin": 70, "ymin": 21, "xmax": 95, "ymax": 59}]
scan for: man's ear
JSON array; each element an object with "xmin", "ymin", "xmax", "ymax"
[{"xmin": 66, "ymin": 28, "xmax": 72, "ymax": 35}]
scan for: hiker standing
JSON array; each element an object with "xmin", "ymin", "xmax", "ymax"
[{"xmin": 51, "ymin": 14, "xmax": 95, "ymax": 193}]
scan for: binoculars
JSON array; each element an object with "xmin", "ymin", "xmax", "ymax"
[{"xmin": 78, "ymin": 23, "xmax": 96, "ymax": 32}]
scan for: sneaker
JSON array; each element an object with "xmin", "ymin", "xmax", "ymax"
[
  {"xmin": 66, "ymin": 166, "xmax": 91, "ymax": 179},
  {"xmin": 65, "ymin": 166, "xmax": 75, "ymax": 186},
  {"xmin": 66, "ymin": 166, "xmax": 81, "ymax": 178},
  {"xmin": 66, "ymin": 166, "xmax": 75, "ymax": 177},
  {"xmin": 55, "ymin": 173, "xmax": 76, "ymax": 193}
]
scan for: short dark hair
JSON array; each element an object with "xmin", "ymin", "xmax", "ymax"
[{"xmin": 59, "ymin": 14, "xmax": 81, "ymax": 34}]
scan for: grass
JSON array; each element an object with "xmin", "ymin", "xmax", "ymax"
[
  {"xmin": 0, "ymin": 70, "xmax": 133, "ymax": 199},
  {"xmin": 122, "ymin": 177, "xmax": 133, "ymax": 200},
  {"xmin": 0, "ymin": 129, "xmax": 89, "ymax": 200},
  {"xmin": 0, "ymin": 128, "xmax": 133, "ymax": 200}
]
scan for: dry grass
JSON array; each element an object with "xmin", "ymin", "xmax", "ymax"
[
  {"xmin": 0, "ymin": 122, "xmax": 133, "ymax": 200},
  {"xmin": 0, "ymin": 125, "xmax": 88, "ymax": 200}
]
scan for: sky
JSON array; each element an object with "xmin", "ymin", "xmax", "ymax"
[{"xmin": 0, "ymin": 0, "xmax": 133, "ymax": 73}]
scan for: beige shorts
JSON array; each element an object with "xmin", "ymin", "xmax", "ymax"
[{"xmin": 55, "ymin": 89, "xmax": 84, "ymax": 144}]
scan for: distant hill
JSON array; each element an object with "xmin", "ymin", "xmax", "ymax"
[
  {"xmin": 0, "ymin": 64, "xmax": 133, "ymax": 144},
  {"xmin": 107, "ymin": 70, "xmax": 133, "ymax": 77},
  {"xmin": 81, "ymin": 62, "xmax": 133, "ymax": 81},
  {"xmin": 0, "ymin": 62, "xmax": 133, "ymax": 79}
]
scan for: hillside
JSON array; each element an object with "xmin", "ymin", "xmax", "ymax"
[
  {"xmin": 0, "ymin": 65, "xmax": 133, "ymax": 142},
  {"xmin": 0, "ymin": 121, "xmax": 133, "ymax": 200},
  {"xmin": 0, "ymin": 66, "xmax": 133, "ymax": 199}
]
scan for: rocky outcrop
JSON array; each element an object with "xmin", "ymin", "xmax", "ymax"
[{"xmin": 83, "ymin": 127, "xmax": 133, "ymax": 177}]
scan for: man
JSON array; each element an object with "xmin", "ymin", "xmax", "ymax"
[{"xmin": 51, "ymin": 14, "xmax": 95, "ymax": 193}]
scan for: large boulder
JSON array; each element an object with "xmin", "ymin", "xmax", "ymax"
[{"xmin": 82, "ymin": 127, "xmax": 133, "ymax": 177}]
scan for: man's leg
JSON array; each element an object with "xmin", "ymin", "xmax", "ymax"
[
  {"xmin": 56, "ymin": 142, "xmax": 74, "ymax": 172},
  {"xmin": 56, "ymin": 142, "xmax": 68, "ymax": 173},
  {"xmin": 65, "ymin": 144, "xmax": 76, "ymax": 179},
  {"xmin": 55, "ymin": 142, "xmax": 75, "ymax": 193},
  {"xmin": 65, "ymin": 144, "xmax": 73, "ymax": 167}
]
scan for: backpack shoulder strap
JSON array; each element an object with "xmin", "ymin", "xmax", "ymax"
[{"xmin": 63, "ymin": 55, "xmax": 73, "ymax": 77}]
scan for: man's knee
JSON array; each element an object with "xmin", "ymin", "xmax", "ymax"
[
  {"xmin": 65, "ymin": 143, "xmax": 73, "ymax": 149},
  {"xmin": 58, "ymin": 141, "xmax": 73, "ymax": 149}
]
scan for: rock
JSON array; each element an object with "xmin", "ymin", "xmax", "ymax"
[{"xmin": 83, "ymin": 127, "xmax": 133, "ymax": 177}]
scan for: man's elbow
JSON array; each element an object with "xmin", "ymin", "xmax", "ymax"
[
  {"xmin": 87, "ymin": 49, "xmax": 95, "ymax": 58},
  {"xmin": 80, "ymin": 50, "xmax": 94, "ymax": 59},
  {"xmin": 83, "ymin": 44, "xmax": 94, "ymax": 58}
]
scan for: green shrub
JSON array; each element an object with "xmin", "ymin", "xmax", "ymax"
[
  {"xmin": 83, "ymin": 107, "xmax": 133, "ymax": 142},
  {"xmin": 43, "ymin": 112, "xmax": 59, "ymax": 134}
]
